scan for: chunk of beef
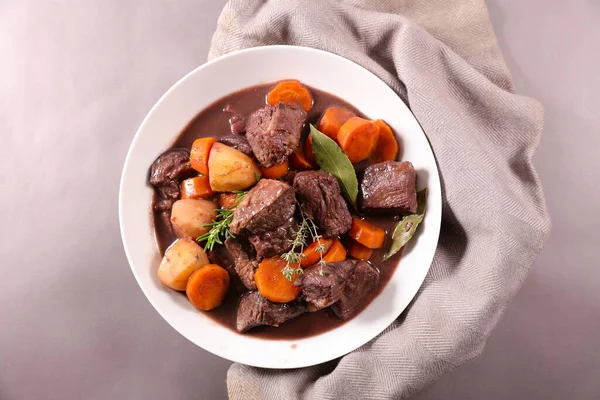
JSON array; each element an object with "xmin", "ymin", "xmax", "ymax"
[
  {"xmin": 236, "ymin": 291, "xmax": 306, "ymax": 332},
  {"xmin": 295, "ymin": 260, "xmax": 357, "ymax": 311},
  {"xmin": 219, "ymin": 135, "xmax": 253, "ymax": 156},
  {"xmin": 293, "ymin": 171, "xmax": 352, "ymax": 237},
  {"xmin": 248, "ymin": 217, "xmax": 297, "ymax": 259},
  {"xmin": 361, "ymin": 161, "xmax": 417, "ymax": 214},
  {"xmin": 229, "ymin": 114, "xmax": 246, "ymax": 135},
  {"xmin": 331, "ymin": 261, "xmax": 379, "ymax": 320},
  {"xmin": 208, "ymin": 245, "xmax": 246, "ymax": 293},
  {"xmin": 223, "ymin": 104, "xmax": 246, "ymax": 134},
  {"xmin": 230, "ymin": 179, "xmax": 296, "ymax": 235},
  {"xmin": 224, "ymin": 238, "xmax": 259, "ymax": 290},
  {"xmin": 246, "ymin": 103, "xmax": 306, "ymax": 167},
  {"xmin": 154, "ymin": 198, "xmax": 175, "ymax": 212},
  {"xmin": 284, "ymin": 169, "xmax": 297, "ymax": 186},
  {"xmin": 149, "ymin": 149, "xmax": 195, "ymax": 200}
]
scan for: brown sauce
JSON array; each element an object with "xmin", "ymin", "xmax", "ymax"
[{"xmin": 152, "ymin": 82, "xmax": 403, "ymax": 340}]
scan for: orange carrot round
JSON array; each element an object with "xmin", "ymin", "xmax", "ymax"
[
  {"xmin": 348, "ymin": 239, "xmax": 374, "ymax": 261},
  {"xmin": 289, "ymin": 146, "xmax": 315, "ymax": 170},
  {"xmin": 337, "ymin": 117, "xmax": 380, "ymax": 163},
  {"xmin": 301, "ymin": 238, "xmax": 334, "ymax": 267},
  {"xmin": 267, "ymin": 80, "xmax": 313, "ymax": 112},
  {"xmin": 180, "ymin": 176, "xmax": 214, "ymax": 199},
  {"xmin": 371, "ymin": 120, "xmax": 399, "ymax": 163},
  {"xmin": 217, "ymin": 192, "xmax": 238, "ymax": 209},
  {"xmin": 254, "ymin": 257, "xmax": 302, "ymax": 303},
  {"xmin": 316, "ymin": 106, "xmax": 356, "ymax": 141},
  {"xmin": 186, "ymin": 264, "xmax": 230, "ymax": 311},
  {"xmin": 190, "ymin": 137, "xmax": 217, "ymax": 175},
  {"xmin": 259, "ymin": 160, "xmax": 289, "ymax": 179},
  {"xmin": 322, "ymin": 239, "xmax": 347, "ymax": 263},
  {"xmin": 348, "ymin": 217, "xmax": 386, "ymax": 249}
]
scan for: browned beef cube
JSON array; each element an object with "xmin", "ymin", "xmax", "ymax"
[
  {"xmin": 224, "ymin": 238, "xmax": 259, "ymax": 291},
  {"xmin": 361, "ymin": 161, "xmax": 417, "ymax": 214},
  {"xmin": 331, "ymin": 261, "xmax": 379, "ymax": 320},
  {"xmin": 219, "ymin": 135, "xmax": 253, "ymax": 156},
  {"xmin": 246, "ymin": 103, "xmax": 306, "ymax": 167},
  {"xmin": 149, "ymin": 149, "xmax": 195, "ymax": 200},
  {"xmin": 207, "ymin": 245, "xmax": 247, "ymax": 293},
  {"xmin": 230, "ymin": 179, "xmax": 296, "ymax": 235},
  {"xmin": 236, "ymin": 291, "xmax": 306, "ymax": 332},
  {"xmin": 248, "ymin": 217, "xmax": 297, "ymax": 259},
  {"xmin": 223, "ymin": 105, "xmax": 246, "ymax": 134},
  {"xmin": 293, "ymin": 171, "xmax": 352, "ymax": 237},
  {"xmin": 295, "ymin": 260, "xmax": 357, "ymax": 311},
  {"xmin": 284, "ymin": 169, "xmax": 297, "ymax": 186},
  {"xmin": 229, "ymin": 114, "xmax": 246, "ymax": 135}
]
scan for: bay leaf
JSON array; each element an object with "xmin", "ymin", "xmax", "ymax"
[
  {"xmin": 309, "ymin": 124, "xmax": 358, "ymax": 208},
  {"xmin": 382, "ymin": 188, "xmax": 428, "ymax": 261}
]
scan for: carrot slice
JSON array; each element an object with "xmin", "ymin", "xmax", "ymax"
[
  {"xmin": 301, "ymin": 238, "xmax": 334, "ymax": 267},
  {"xmin": 254, "ymin": 257, "xmax": 302, "ymax": 303},
  {"xmin": 190, "ymin": 137, "xmax": 217, "ymax": 175},
  {"xmin": 186, "ymin": 264, "xmax": 230, "ymax": 311},
  {"xmin": 180, "ymin": 176, "xmax": 214, "ymax": 199},
  {"xmin": 267, "ymin": 80, "xmax": 313, "ymax": 112},
  {"xmin": 322, "ymin": 239, "xmax": 347, "ymax": 263},
  {"xmin": 316, "ymin": 106, "xmax": 356, "ymax": 141},
  {"xmin": 289, "ymin": 146, "xmax": 316, "ymax": 170},
  {"xmin": 304, "ymin": 135, "xmax": 316, "ymax": 165},
  {"xmin": 259, "ymin": 160, "xmax": 289, "ymax": 179},
  {"xmin": 348, "ymin": 217, "xmax": 386, "ymax": 249},
  {"xmin": 217, "ymin": 192, "xmax": 238, "ymax": 209},
  {"xmin": 347, "ymin": 240, "xmax": 374, "ymax": 261},
  {"xmin": 337, "ymin": 117, "xmax": 380, "ymax": 163},
  {"xmin": 371, "ymin": 120, "xmax": 399, "ymax": 163}
]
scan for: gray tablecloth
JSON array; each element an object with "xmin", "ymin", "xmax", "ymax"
[{"xmin": 210, "ymin": 1, "xmax": 551, "ymax": 399}]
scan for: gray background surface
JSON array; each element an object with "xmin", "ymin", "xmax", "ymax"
[{"xmin": 1, "ymin": 1, "xmax": 598, "ymax": 399}]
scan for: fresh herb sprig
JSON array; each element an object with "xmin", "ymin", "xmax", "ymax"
[
  {"xmin": 281, "ymin": 216, "xmax": 308, "ymax": 281},
  {"xmin": 280, "ymin": 211, "xmax": 328, "ymax": 281},
  {"xmin": 197, "ymin": 190, "xmax": 247, "ymax": 251},
  {"xmin": 281, "ymin": 263, "xmax": 305, "ymax": 282},
  {"xmin": 305, "ymin": 213, "xmax": 327, "ymax": 274}
]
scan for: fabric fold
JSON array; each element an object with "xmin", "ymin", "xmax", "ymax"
[{"xmin": 210, "ymin": 1, "xmax": 551, "ymax": 398}]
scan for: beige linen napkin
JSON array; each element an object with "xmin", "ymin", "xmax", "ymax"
[{"xmin": 209, "ymin": 1, "xmax": 551, "ymax": 398}]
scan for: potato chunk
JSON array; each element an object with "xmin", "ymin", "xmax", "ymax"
[
  {"xmin": 208, "ymin": 142, "xmax": 261, "ymax": 192},
  {"xmin": 170, "ymin": 199, "xmax": 217, "ymax": 239},
  {"xmin": 157, "ymin": 238, "xmax": 210, "ymax": 291}
]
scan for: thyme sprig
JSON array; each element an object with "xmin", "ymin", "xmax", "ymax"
[
  {"xmin": 281, "ymin": 216, "xmax": 308, "ymax": 281},
  {"xmin": 305, "ymin": 214, "xmax": 327, "ymax": 268},
  {"xmin": 280, "ymin": 211, "xmax": 328, "ymax": 281},
  {"xmin": 196, "ymin": 190, "xmax": 247, "ymax": 251}
]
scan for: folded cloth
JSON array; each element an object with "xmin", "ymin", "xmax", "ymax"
[{"xmin": 210, "ymin": 1, "xmax": 551, "ymax": 399}]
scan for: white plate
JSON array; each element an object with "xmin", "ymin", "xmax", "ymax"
[{"xmin": 119, "ymin": 45, "xmax": 441, "ymax": 369}]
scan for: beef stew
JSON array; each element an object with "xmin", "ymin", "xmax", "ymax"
[{"xmin": 149, "ymin": 80, "xmax": 424, "ymax": 340}]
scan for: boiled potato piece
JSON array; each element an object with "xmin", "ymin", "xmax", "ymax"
[
  {"xmin": 170, "ymin": 199, "xmax": 217, "ymax": 239},
  {"xmin": 157, "ymin": 238, "xmax": 210, "ymax": 291},
  {"xmin": 208, "ymin": 142, "xmax": 261, "ymax": 192}
]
